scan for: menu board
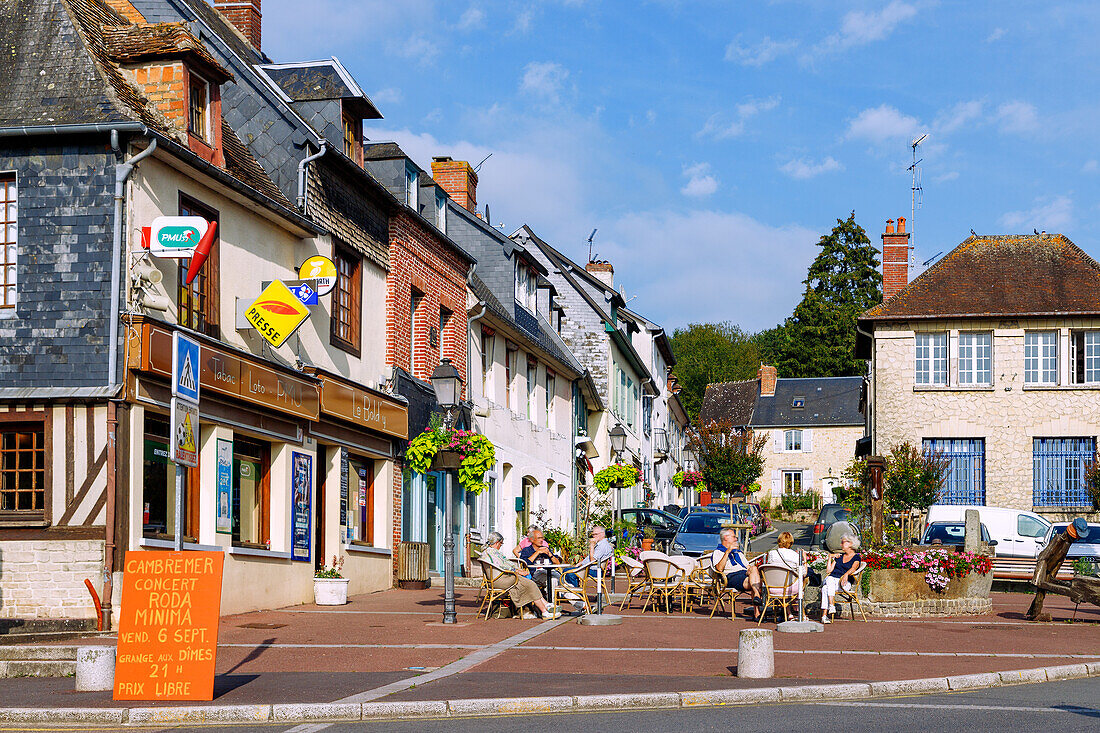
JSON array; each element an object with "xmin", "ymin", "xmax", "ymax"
[
  {"xmin": 339, "ymin": 447, "xmax": 349, "ymax": 527},
  {"xmin": 114, "ymin": 551, "xmax": 224, "ymax": 701}
]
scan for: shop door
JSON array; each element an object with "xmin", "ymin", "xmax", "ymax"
[
  {"xmin": 425, "ymin": 473, "xmax": 440, "ymax": 572},
  {"xmin": 450, "ymin": 475, "xmax": 463, "ymax": 575}
]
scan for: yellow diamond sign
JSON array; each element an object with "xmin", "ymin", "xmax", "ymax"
[{"xmin": 245, "ymin": 280, "xmax": 310, "ymax": 348}]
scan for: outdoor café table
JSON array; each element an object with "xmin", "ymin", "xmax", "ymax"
[{"xmin": 533, "ymin": 562, "xmax": 577, "ymax": 606}]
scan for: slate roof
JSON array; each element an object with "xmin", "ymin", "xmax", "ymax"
[
  {"xmin": 699, "ymin": 379, "xmax": 756, "ymax": 426},
  {"xmin": 362, "ymin": 142, "xmax": 405, "ymax": 161},
  {"xmin": 861, "ymin": 234, "xmax": 1100, "ymax": 320},
  {"xmin": 751, "ymin": 377, "xmax": 863, "ymax": 428},
  {"xmin": 0, "ymin": 0, "xmax": 298, "ymax": 213},
  {"xmin": 256, "ymin": 60, "xmax": 381, "ymax": 118}
]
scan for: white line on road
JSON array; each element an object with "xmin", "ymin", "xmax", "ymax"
[{"xmin": 813, "ymin": 701, "xmax": 1100, "ymax": 714}]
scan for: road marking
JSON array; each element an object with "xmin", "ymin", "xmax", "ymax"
[{"xmin": 814, "ymin": 701, "xmax": 1100, "ymax": 714}]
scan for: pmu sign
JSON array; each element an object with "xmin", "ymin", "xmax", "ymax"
[{"xmin": 147, "ymin": 217, "xmax": 209, "ymax": 258}]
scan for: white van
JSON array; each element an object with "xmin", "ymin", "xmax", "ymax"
[{"xmin": 924, "ymin": 505, "xmax": 1052, "ymax": 558}]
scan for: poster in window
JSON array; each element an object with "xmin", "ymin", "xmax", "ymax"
[
  {"xmin": 291, "ymin": 452, "xmax": 312, "ymax": 562},
  {"xmin": 358, "ymin": 466, "xmax": 367, "ymax": 508},
  {"xmin": 215, "ymin": 439, "xmax": 232, "ymax": 534},
  {"xmin": 339, "ymin": 447, "xmax": 348, "ymax": 526}
]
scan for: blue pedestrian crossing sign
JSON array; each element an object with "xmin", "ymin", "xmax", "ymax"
[{"xmin": 172, "ymin": 332, "xmax": 201, "ymax": 402}]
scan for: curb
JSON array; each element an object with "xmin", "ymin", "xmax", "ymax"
[{"xmin": 2, "ymin": 662, "xmax": 1096, "ymax": 725}]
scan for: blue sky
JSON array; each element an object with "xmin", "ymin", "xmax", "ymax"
[{"xmin": 260, "ymin": 1, "xmax": 1100, "ymax": 333}]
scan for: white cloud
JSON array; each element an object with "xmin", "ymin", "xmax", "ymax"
[
  {"xmin": 846, "ymin": 104, "xmax": 920, "ymax": 144},
  {"xmin": 812, "ymin": 1, "xmax": 917, "ymax": 57},
  {"xmin": 520, "ymin": 61, "xmax": 570, "ymax": 103},
  {"xmin": 681, "ymin": 163, "xmax": 719, "ymax": 197},
  {"xmin": 725, "ymin": 35, "xmax": 798, "ymax": 67},
  {"xmin": 986, "ymin": 27, "xmax": 1006, "ymax": 43},
  {"xmin": 996, "ymin": 101, "xmax": 1039, "ymax": 134},
  {"xmin": 370, "ymin": 87, "xmax": 403, "ymax": 105},
  {"xmin": 699, "ymin": 96, "xmax": 780, "ymax": 139},
  {"xmin": 512, "ymin": 7, "xmax": 535, "ymax": 34},
  {"xmin": 457, "ymin": 5, "xmax": 485, "ymax": 30},
  {"xmin": 933, "ymin": 100, "xmax": 984, "ymax": 134},
  {"xmin": 1083, "ymin": 160, "xmax": 1099, "ymax": 174},
  {"xmin": 1000, "ymin": 195, "xmax": 1073, "ymax": 231},
  {"xmin": 395, "ymin": 34, "xmax": 440, "ymax": 65},
  {"xmin": 779, "ymin": 156, "xmax": 843, "ymax": 180}
]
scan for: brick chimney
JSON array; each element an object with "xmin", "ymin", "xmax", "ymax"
[
  {"xmin": 881, "ymin": 216, "xmax": 910, "ymax": 301},
  {"xmin": 213, "ymin": 0, "xmax": 262, "ymax": 52},
  {"xmin": 431, "ymin": 157, "xmax": 477, "ymax": 213},
  {"xmin": 585, "ymin": 261, "xmax": 614, "ymax": 288},
  {"xmin": 758, "ymin": 364, "xmax": 777, "ymax": 397}
]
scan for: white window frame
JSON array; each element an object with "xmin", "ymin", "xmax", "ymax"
[
  {"xmin": 1085, "ymin": 332, "xmax": 1100, "ymax": 384},
  {"xmin": 958, "ymin": 331, "xmax": 992, "ymax": 386},
  {"xmin": 405, "ymin": 167, "xmax": 418, "ymax": 209},
  {"xmin": 784, "ymin": 429, "xmax": 802, "ymax": 452},
  {"xmin": 783, "ymin": 470, "xmax": 803, "ymax": 495},
  {"xmin": 545, "ymin": 371, "xmax": 555, "ymax": 428},
  {"xmin": 526, "ymin": 359, "xmax": 537, "ymax": 421},
  {"xmin": 915, "ymin": 332, "xmax": 948, "ymax": 386},
  {"xmin": 480, "ymin": 331, "xmax": 493, "ymax": 398},
  {"xmin": 1, "ymin": 173, "xmax": 16, "ymax": 312},
  {"xmin": 1024, "ymin": 330, "xmax": 1058, "ymax": 385},
  {"xmin": 436, "ymin": 192, "xmax": 446, "ymax": 234},
  {"xmin": 514, "ymin": 262, "xmax": 536, "ymax": 312}
]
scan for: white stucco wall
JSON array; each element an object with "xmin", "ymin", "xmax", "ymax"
[{"xmin": 870, "ymin": 318, "xmax": 1100, "ymax": 518}]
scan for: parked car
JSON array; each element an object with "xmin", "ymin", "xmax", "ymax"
[
  {"xmin": 677, "ymin": 504, "xmax": 743, "ymax": 520},
  {"xmin": 925, "ymin": 505, "xmax": 1051, "ymax": 558},
  {"xmin": 670, "ymin": 512, "xmax": 733, "ymax": 557},
  {"xmin": 810, "ymin": 503, "xmax": 855, "ymax": 549},
  {"xmin": 662, "ymin": 504, "xmax": 683, "ymax": 516},
  {"xmin": 1039, "ymin": 522, "xmax": 1100, "ymax": 573},
  {"xmin": 614, "ymin": 508, "xmax": 682, "ymax": 551},
  {"xmin": 913, "ymin": 521, "xmax": 996, "ymax": 548},
  {"xmin": 742, "ymin": 502, "xmax": 768, "ymax": 536}
]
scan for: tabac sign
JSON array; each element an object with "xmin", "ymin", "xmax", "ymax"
[{"xmin": 245, "ymin": 280, "xmax": 310, "ymax": 348}]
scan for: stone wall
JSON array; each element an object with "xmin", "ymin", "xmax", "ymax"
[
  {"xmin": 871, "ymin": 318, "xmax": 1100, "ymax": 518},
  {"xmin": 0, "ymin": 540, "xmax": 103, "ymax": 620},
  {"xmin": 835, "ymin": 596, "xmax": 993, "ymax": 618}
]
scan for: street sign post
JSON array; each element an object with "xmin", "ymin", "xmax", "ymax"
[{"xmin": 171, "ymin": 332, "xmax": 200, "ymax": 551}]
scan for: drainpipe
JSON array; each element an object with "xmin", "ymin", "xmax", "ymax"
[
  {"xmin": 296, "ymin": 142, "xmax": 327, "ymax": 211},
  {"xmin": 464, "ymin": 263, "xmax": 486, "ymax": 392},
  {"xmin": 104, "ymin": 129, "xmax": 155, "ymax": 631}
]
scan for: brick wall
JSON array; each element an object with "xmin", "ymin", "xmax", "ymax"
[
  {"xmin": 124, "ymin": 61, "xmax": 186, "ymax": 130},
  {"xmin": 882, "ymin": 218, "xmax": 910, "ymax": 301},
  {"xmin": 386, "ymin": 211, "xmax": 468, "ymax": 386},
  {"xmin": 0, "ymin": 140, "xmax": 116, "ymax": 387},
  {"xmin": 430, "ymin": 159, "xmax": 477, "ymax": 213},
  {"xmin": 0, "ymin": 540, "xmax": 103, "ymax": 619},
  {"xmin": 213, "ymin": 0, "xmax": 262, "ymax": 51}
]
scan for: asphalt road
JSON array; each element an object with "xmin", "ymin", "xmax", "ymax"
[
  {"xmin": 749, "ymin": 521, "xmax": 811, "ymax": 554},
  {"xmin": 105, "ymin": 677, "xmax": 1099, "ymax": 733}
]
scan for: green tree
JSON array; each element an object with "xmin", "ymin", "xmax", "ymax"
[
  {"xmin": 695, "ymin": 420, "xmax": 768, "ymax": 496},
  {"xmin": 885, "ymin": 442, "xmax": 949, "ymax": 513},
  {"xmin": 765, "ymin": 212, "xmax": 882, "ymax": 378},
  {"xmin": 669, "ymin": 322, "xmax": 760, "ymax": 420}
]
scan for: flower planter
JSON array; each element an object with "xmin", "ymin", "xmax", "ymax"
[
  {"xmin": 431, "ymin": 450, "xmax": 462, "ymax": 471},
  {"xmin": 313, "ymin": 577, "xmax": 349, "ymax": 606},
  {"xmin": 640, "ymin": 538, "xmax": 654, "ymax": 551},
  {"xmin": 867, "ymin": 568, "xmax": 992, "ymax": 602}
]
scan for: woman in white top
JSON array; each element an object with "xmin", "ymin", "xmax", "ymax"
[{"xmin": 764, "ymin": 531, "xmax": 806, "ymax": 587}]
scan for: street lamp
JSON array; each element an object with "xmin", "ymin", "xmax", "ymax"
[
  {"xmin": 608, "ymin": 423, "xmax": 627, "ymax": 458},
  {"xmin": 430, "ymin": 358, "xmax": 463, "ymax": 624}
]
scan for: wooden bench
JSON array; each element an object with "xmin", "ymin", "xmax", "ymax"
[{"xmin": 991, "ymin": 556, "xmax": 1074, "ymax": 581}]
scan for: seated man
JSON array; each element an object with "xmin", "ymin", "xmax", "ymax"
[
  {"xmin": 563, "ymin": 525, "xmax": 614, "ymax": 588},
  {"xmin": 518, "ymin": 528, "xmax": 561, "ymax": 589},
  {"xmin": 512, "ymin": 525, "xmax": 540, "ymax": 558},
  {"xmin": 712, "ymin": 528, "xmax": 762, "ymax": 619}
]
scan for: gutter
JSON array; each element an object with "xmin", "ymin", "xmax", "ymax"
[
  {"xmin": 296, "ymin": 142, "xmax": 327, "ymax": 211},
  {"xmin": 0, "ymin": 122, "xmax": 147, "ymax": 137}
]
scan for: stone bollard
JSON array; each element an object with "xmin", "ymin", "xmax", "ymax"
[
  {"xmin": 76, "ymin": 646, "xmax": 115, "ymax": 692},
  {"xmin": 737, "ymin": 628, "xmax": 774, "ymax": 678},
  {"xmin": 964, "ymin": 509, "xmax": 981, "ymax": 554}
]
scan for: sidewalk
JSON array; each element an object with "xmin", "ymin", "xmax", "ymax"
[{"xmin": 10, "ymin": 586, "xmax": 1099, "ymax": 711}]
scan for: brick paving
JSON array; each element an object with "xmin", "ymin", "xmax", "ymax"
[{"xmin": 10, "ymin": 586, "xmax": 1099, "ymax": 708}]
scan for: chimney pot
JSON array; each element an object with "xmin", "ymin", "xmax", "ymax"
[
  {"xmin": 885, "ymin": 219, "xmax": 895, "ymax": 234},
  {"xmin": 881, "ymin": 216, "xmax": 911, "ymax": 302},
  {"xmin": 897, "ymin": 216, "xmax": 906, "ymax": 233},
  {"xmin": 758, "ymin": 364, "xmax": 778, "ymax": 398},
  {"xmin": 430, "ymin": 157, "xmax": 478, "ymax": 213},
  {"xmin": 585, "ymin": 261, "xmax": 614, "ymax": 288}
]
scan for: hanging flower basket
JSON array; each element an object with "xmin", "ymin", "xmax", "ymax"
[
  {"xmin": 405, "ymin": 426, "xmax": 496, "ymax": 494},
  {"xmin": 593, "ymin": 464, "xmax": 642, "ymax": 493}
]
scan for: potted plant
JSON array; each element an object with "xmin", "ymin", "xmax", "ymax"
[
  {"xmin": 314, "ymin": 555, "xmax": 348, "ymax": 606},
  {"xmin": 641, "ymin": 524, "xmax": 657, "ymax": 551},
  {"xmin": 593, "ymin": 463, "xmax": 642, "ymax": 493},
  {"xmin": 405, "ymin": 421, "xmax": 496, "ymax": 494}
]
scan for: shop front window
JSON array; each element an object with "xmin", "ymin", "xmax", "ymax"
[
  {"xmin": 232, "ymin": 437, "xmax": 269, "ymax": 548},
  {"xmin": 142, "ymin": 414, "xmax": 196, "ymax": 541},
  {"xmin": 346, "ymin": 457, "xmax": 375, "ymax": 545}
]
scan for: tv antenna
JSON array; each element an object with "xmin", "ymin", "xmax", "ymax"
[
  {"xmin": 586, "ymin": 228, "xmax": 598, "ymax": 263},
  {"xmin": 473, "ymin": 153, "xmax": 492, "ymax": 172},
  {"xmin": 908, "ymin": 133, "xmax": 927, "ymax": 255}
]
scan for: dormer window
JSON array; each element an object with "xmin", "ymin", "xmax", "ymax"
[
  {"xmin": 515, "ymin": 261, "xmax": 536, "ymax": 312},
  {"xmin": 792, "ymin": 396, "xmax": 805, "ymax": 408},
  {"xmin": 342, "ymin": 112, "xmax": 362, "ymax": 165},
  {"xmin": 188, "ymin": 73, "xmax": 210, "ymax": 142}
]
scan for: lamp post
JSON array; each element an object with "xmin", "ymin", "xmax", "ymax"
[
  {"xmin": 430, "ymin": 358, "xmax": 463, "ymax": 625},
  {"xmin": 608, "ymin": 423, "xmax": 626, "ymax": 458}
]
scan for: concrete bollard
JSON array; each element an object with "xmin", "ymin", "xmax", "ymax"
[
  {"xmin": 76, "ymin": 646, "xmax": 115, "ymax": 692},
  {"xmin": 737, "ymin": 628, "xmax": 774, "ymax": 678}
]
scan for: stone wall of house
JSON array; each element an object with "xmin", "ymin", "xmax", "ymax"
[
  {"xmin": 0, "ymin": 540, "xmax": 103, "ymax": 620},
  {"xmin": 872, "ymin": 318, "xmax": 1100, "ymax": 518},
  {"xmin": 761, "ymin": 425, "xmax": 863, "ymax": 500}
]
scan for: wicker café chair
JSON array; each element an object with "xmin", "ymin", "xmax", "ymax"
[
  {"xmin": 641, "ymin": 557, "xmax": 686, "ymax": 614},
  {"xmin": 618, "ymin": 556, "xmax": 648, "ymax": 610},
  {"xmin": 707, "ymin": 566, "xmax": 750, "ymax": 620},
  {"xmin": 833, "ymin": 565, "xmax": 870, "ymax": 621},
  {"xmin": 476, "ymin": 559, "xmax": 520, "ymax": 620},
  {"xmin": 758, "ymin": 564, "xmax": 799, "ymax": 625},
  {"xmin": 553, "ymin": 559, "xmax": 594, "ymax": 614}
]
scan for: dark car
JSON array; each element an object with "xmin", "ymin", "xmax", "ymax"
[
  {"xmin": 742, "ymin": 502, "xmax": 768, "ymax": 536},
  {"xmin": 810, "ymin": 504, "xmax": 855, "ymax": 549},
  {"xmin": 913, "ymin": 521, "xmax": 996, "ymax": 547},
  {"xmin": 670, "ymin": 512, "xmax": 732, "ymax": 557},
  {"xmin": 615, "ymin": 508, "xmax": 682, "ymax": 552},
  {"xmin": 677, "ymin": 504, "xmax": 742, "ymax": 520}
]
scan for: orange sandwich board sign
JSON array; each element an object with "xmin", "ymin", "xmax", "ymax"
[
  {"xmin": 114, "ymin": 551, "xmax": 224, "ymax": 701},
  {"xmin": 245, "ymin": 280, "xmax": 310, "ymax": 348}
]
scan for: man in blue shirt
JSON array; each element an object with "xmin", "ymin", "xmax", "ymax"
[
  {"xmin": 563, "ymin": 525, "xmax": 614, "ymax": 588},
  {"xmin": 712, "ymin": 528, "xmax": 762, "ymax": 620}
]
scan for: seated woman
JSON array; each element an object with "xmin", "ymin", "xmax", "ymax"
[
  {"xmin": 821, "ymin": 533, "xmax": 862, "ymax": 624},
  {"xmin": 479, "ymin": 531, "xmax": 561, "ymax": 619},
  {"xmin": 764, "ymin": 531, "xmax": 806, "ymax": 587}
]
